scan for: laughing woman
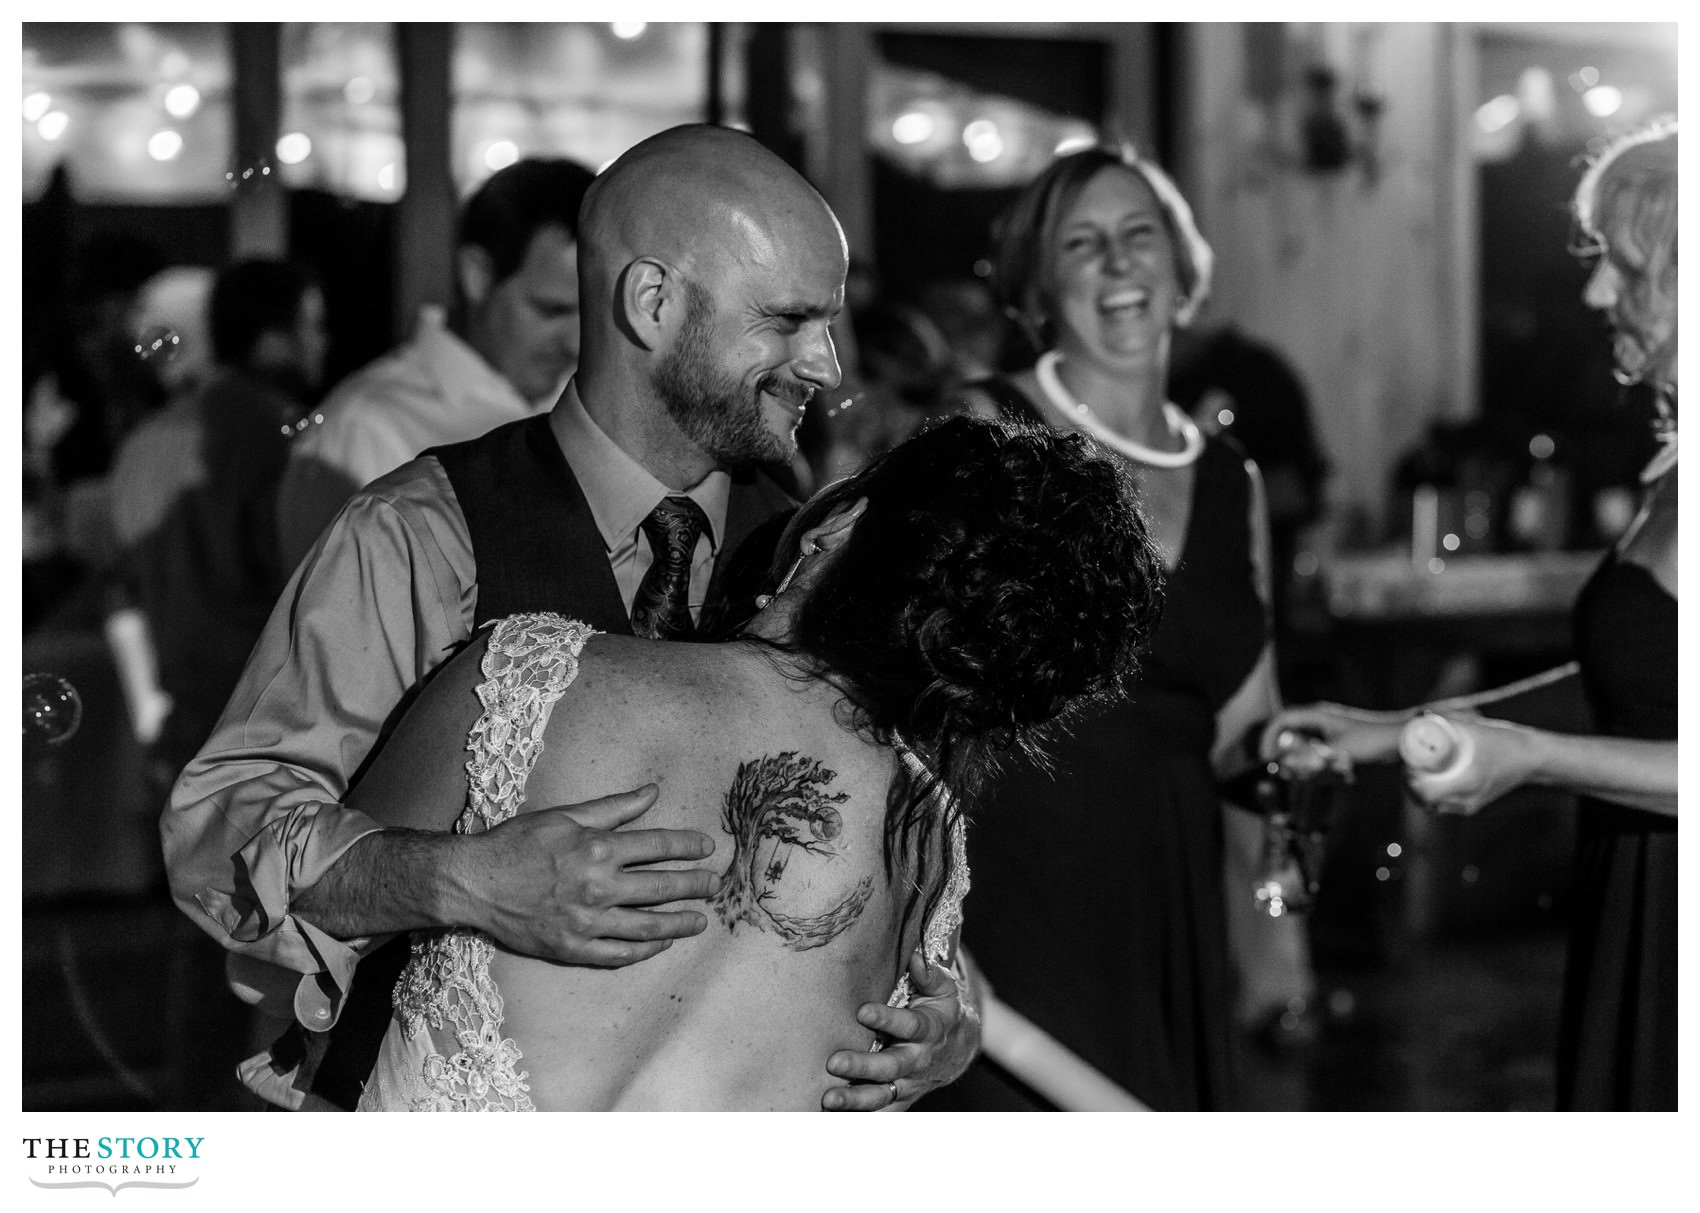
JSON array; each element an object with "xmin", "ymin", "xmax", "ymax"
[{"xmin": 920, "ymin": 145, "xmax": 1286, "ymax": 1111}]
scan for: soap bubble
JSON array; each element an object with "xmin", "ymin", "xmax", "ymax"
[
  {"xmin": 23, "ymin": 673, "xmax": 82, "ymax": 747},
  {"xmin": 224, "ymin": 156, "xmax": 275, "ymax": 194},
  {"xmin": 134, "ymin": 326, "xmax": 182, "ymax": 365}
]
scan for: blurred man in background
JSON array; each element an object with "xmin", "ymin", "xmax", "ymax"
[
  {"xmin": 110, "ymin": 258, "xmax": 327, "ymax": 775},
  {"xmin": 276, "ymin": 157, "xmax": 596, "ymax": 569}
]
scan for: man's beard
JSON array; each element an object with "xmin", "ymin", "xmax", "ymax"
[{"xmin": 653, "ymin": 281, "xmax": 805, "ymax": 470}]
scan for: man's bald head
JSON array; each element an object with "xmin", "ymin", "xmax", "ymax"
[
  {"xmin": 579, "ymin": 124, "xmax": 845, "ymax": 310},
  {"xmin": 573, "ymin": 124, "xmax": 848, "ymax": 489}
]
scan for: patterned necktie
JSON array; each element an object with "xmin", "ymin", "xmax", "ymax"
[{"xmin": 631, "ymin": 495, "xmax": 710, "ymax": 640}]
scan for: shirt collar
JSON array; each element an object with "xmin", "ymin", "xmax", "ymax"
[
  {"xmin": 553, "ymin": 380, "xmax": 730, "ymax": 553},
  {"xmin": 410, "ymin": 305, "xmax": 539, "ymax": 415}
]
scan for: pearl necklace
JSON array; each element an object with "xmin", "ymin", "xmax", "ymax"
[{"xmin": 1034, "ymin": 350, "xmax": 1204, "ymax": 468}]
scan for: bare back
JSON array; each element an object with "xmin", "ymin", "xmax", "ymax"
[{"xmin": 354, "ymin": 614, "xmax": 929, "ymax": 1110}]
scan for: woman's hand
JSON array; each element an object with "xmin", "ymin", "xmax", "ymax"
[
  {"xmin": 820, "ymin": 950, "xmax": 980, "ymax": 1110},
  {"xmin": 1405, "ymin": 715, "xmax": 1540, "ymax": 816},
  {"xmin": 1260, "ymin": 703, "xmax": 1407, "ymax": 765}
]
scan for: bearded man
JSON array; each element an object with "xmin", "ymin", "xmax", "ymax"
[{"xmin": 162, "ymin": 124, "xmax": 979, "ymax": 1110}]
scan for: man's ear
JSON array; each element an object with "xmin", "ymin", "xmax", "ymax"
[
  {"xmin": 617, "ymin": 257, "xmax": 677, "ymax": 352},
  {"xmin": 456, "ymin": 245, "xmax": 496, "ymax": 309}
]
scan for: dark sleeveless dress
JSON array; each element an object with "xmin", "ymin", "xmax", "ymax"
[
  {"xmin": 1558, "ymin": 553, "xmax": 1677, "ymax": 1110},
  {"xmin": 919, "ymin": 380, "xmax": 1267, "ymax": 1111}
]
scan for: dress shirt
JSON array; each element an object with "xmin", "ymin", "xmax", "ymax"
[
  {"xmin": 163, "ymin": 383, "xmax": 731, "ymax": 1031},
  {"xmin": 275, "ymin": 306, "xmax": 547, "ymax": 573},
  {"xmin": 553, "ymin": 383, "xmax": 729, "ymax": 617}
]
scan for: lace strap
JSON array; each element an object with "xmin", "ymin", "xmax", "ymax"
[{"xmin": 459, "ymin": 613, "xmax": 597, "ymax": 835}]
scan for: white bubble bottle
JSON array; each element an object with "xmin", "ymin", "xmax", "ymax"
[{"xmin": 1399, "ymin": 711, "xmax": 1476, "ymax": 795}]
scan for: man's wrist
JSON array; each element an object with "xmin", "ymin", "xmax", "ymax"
[
  {"xmin": 296, "ymin": 828, "xmax": 472, "ymax": 938},
  {"xmin": 427, "ymin": 830, "xmax": 484, "ymax": 934}
]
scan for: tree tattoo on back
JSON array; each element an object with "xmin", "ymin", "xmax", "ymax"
[{"xmin": 709, "ymin": 752, "xmax": 875, "ymax": 951}]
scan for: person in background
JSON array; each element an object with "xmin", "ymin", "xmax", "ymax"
[
  {"xmin": 1166, "ymin": 322, "xmax": 1332, "ymax": 1045},
  {"xmin": 40, "ymin": 233, "xmax": 168, "ymax": 488},
  {"xmin": 110, "ymin": 258, "xmax": 328, "ymax": 774},
  {"xmin": 132, "ymin": 266, "xmax": 222, "ymax": 403},
  {"xmin": 915, "ymin": 275, "xmax": 1008, "ymax": 390},
  {"xmin": 275, "ymin": 157, "xmax": 595, "ymax": 570},
  {"xmin": 920, "ymin": 144, "xmax": 1285, "ymax": 1111},
  {"xmin": 1169, "ymin": 322, "xmax": 1330, "ymax": 616},
  {"xmin": 1267, "ymin": 116, "xmax": 1677, "ymax": 1111}
]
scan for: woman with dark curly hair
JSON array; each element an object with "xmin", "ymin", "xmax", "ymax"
[
  {"xmin": 341, "ymin": 415, "xmax": 1162, "ymax": 1110},
  {"xmin": 919, "ymin": 144, "xmax": 1285, "ymax": 1112}
]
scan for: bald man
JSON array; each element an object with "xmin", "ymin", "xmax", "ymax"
[{"xmin": 162, "ymin": 125, "xmax": 978, "ymax": 1111}]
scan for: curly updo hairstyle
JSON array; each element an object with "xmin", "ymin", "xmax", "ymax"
[{"xmin": 760, "ymin": 415, "xmax": 1164, "ymax": 935}]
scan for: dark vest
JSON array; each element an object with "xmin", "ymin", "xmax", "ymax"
[
  {"xmin": 435, "ymin": 412, "xmax": 797, "ymax": 633},
  {"xmin": 300, "ymin": 412, "xmax": 796, "ymax": 1108}
]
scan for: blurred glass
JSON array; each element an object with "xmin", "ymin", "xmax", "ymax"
[{"xmin": 1251, "ymin": 733, "xmax": 1355, "ymax": 918}]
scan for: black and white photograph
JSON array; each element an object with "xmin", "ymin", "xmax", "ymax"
[{"xmin": 10, "ymin": 13, "xmax": 1688, "ymax": 1208}]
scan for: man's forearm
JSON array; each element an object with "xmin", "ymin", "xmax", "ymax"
[{"xmin": 291, "ymin": 828, "xmax": 469, "ymax": 940}]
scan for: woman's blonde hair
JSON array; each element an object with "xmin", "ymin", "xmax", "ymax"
[{"xmin": 1574, "ymin": 116, "xmax": 1677, "ymax": 296}]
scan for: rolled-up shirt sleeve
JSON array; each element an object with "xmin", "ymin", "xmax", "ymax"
[{"xmin": 161, "ymin": 458, "xmax": 474, "ymax": 1026}]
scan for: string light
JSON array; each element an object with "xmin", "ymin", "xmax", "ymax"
[
  {"xmin": 147, "ymin": 129, "xmax": 184, "ymax": 161},
  {"xmin": 1474, "ymin": 95, "xmax": 1520, "ymax": 135},
  {"xmin": 1582, "ymin": 85, "xmax": 1623, "ymax": 118},
  {"xmin": 164, "ymin": 83, "xmax": 200, "ymax": 118},
  {"xmin": 963, "ymin": 119, "xmax": 1003, "ymax": 164},
  {"xmin": 276, "ymin": 132, "xmax": 312, "ymax": 165},
  {"xmin": 891, "ymin": 111, "xmax": 934, "ymax": 145}
]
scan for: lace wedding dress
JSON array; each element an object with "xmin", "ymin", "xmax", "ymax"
[{"xmin": 357, "ymin": 612, "xmax": 966, "ymax": 1112}]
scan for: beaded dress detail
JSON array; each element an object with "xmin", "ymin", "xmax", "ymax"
[{"xmin": 358, "ymin": 614, "xmax": 594, "ymax": 1112}]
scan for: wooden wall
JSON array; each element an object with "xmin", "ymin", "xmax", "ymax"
[{"xmin": 1174, "ymin": 23, "xmax": 1477, "ymax": 543}]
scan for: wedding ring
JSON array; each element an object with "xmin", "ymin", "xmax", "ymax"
[{"xmin": 887, "ymin": 1081, "xmax": 900, "ymax": 1103}]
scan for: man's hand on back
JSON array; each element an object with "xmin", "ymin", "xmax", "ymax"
[
  {"xmin": 447, "ymin": 784, "xmax": 721, "ymax": 966},
  {"xmin": 820, "ymin": 948, "xmax": 982, "ymax": 1110},
  {"xmin": 294, "ymin": 784, "xmax": 721, "ymax": 967}
]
